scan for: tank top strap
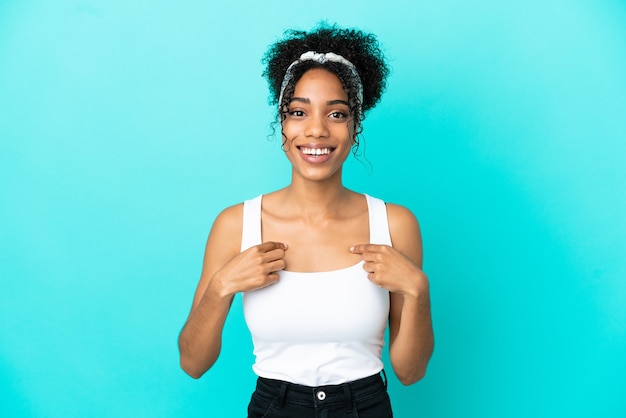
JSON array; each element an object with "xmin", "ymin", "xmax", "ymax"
[
  {"xmin": 241, "ymin": 195, "xmax": 263, "ymax": 252},
  {"xmin": 365, "ymin": 194, "xmax": 392, "ymax": 246}
]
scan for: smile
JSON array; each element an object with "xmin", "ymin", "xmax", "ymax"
[{"xmin": 298, "ymin": 147, "xmax": 334, "ymax": 156}]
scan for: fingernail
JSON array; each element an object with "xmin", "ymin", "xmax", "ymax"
[{"xmin": 349, "ymin": 246, "xmax": 355, "ymax": 252}]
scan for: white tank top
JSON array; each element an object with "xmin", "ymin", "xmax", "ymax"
[{"xmin": 241, "ymin": 194, "xmax": 391, "ymax": 386}]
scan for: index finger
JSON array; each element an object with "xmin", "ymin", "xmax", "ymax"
[
  {"xmin": 258, "ymin": 241, "xmax": 288, "ymax": 252},
  {"xmin": 350, "ymin": 244, "xmax": 384, "ymax": 254}
]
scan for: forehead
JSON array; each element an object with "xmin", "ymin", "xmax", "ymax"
[{"xmin": 293, "ymin": 68, "xmax": 348, "ymax": 98}]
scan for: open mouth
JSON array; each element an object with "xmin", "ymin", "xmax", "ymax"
[{"xmin": 298, "ymin": 147, "xmax": 335, "ymax": 156}]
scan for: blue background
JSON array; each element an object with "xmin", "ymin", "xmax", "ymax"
[{"xmin": 1, "ymin": 0, "xmax": 625, "ymax": 417}]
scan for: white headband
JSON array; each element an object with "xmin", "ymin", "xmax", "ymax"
[{"xmin": 278, "ymin": 51, "xmax": 363, "ymax": 118}]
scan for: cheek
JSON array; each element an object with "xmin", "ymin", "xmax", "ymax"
[
  {"xmin": 279, "ymin": 123, "xmax": 292, "ymax": 148},
  {"xmin": 344, "ymin": 122, "xmax": 356, "ymax": 144},
  {"xmin": 281, "ymin": 121, "xmax": 296, "ymax": 140}
]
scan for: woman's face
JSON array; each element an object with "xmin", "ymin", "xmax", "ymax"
[{"xmin": 281, "ymin": 68, "xmax": 356, "ymax": 183}]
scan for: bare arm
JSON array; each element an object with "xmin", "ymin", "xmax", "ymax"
[
  {"xmin": 386, "ymin": 204, "xmax": 434, "ymax": 385},
  {"xmin": 351, "ymin": 204, "xmax": 434, "ymax": 385},
  {"xmin": 178, "ymin": 204, "xmax": 287, "ymax": 378}
]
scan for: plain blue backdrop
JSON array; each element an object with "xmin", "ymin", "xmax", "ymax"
[{"xmin": 1, "ymin": 0, "xmax": 625, "ymax": 417}]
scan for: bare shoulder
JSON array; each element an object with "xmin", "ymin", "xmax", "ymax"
[
  {"xmin": 386, "ymin": 203, "xmax": 421, "ymax": 239},
  {"xmin": 211, "ymin": 203, "xmax": 244, "ymax": 235},
  {"xmin": 206, "ymin": 203, "xmax": 244, "ymax": 256},
  {"xmin": 386, "ymin": 203, "xmax": 423, "ymax": 265},
  {"xmin": 189, "ymin": 203, "xmax": 244, "ymax": 309}
]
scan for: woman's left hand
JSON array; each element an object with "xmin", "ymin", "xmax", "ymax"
[{"xmin": 350, "ymin": 244, "xmax": 429, "ymax": 298}]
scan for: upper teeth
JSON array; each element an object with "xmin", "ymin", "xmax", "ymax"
[{"xmin": 301, "ymin": 147, "xmax": 331, "ymax": 156}]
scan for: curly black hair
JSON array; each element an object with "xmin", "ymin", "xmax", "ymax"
[{"xmin": 262, "ymin": 23, "xmax": 390, "ymax": 128}]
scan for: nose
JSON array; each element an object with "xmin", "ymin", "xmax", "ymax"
[{"xmin": 304, "ymin": 113, "xmax": 329, "ymax": 138}]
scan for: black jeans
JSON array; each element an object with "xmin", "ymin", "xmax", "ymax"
[{"xmin": 247, "ymin": 372, "xmax": 393, "ymax": 418}]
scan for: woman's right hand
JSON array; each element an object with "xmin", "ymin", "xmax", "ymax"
[{"xmin": 211, "ymin": 241, "xmax": 288, "ymax": 297}]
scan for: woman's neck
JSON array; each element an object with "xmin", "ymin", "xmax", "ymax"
[{"xmin": 277, "ymin": 177, "xmax": 353, "ymax": 222}]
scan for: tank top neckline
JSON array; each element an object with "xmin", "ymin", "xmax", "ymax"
[
  {"xmin": 241, "ymin": 193, "xmax": 392, "ymax": 275},
  {"xmin": 260, "ymin": 193, "xmax": 371, "ymax": 275},
  {"xmin": 280, "ymin": 259, "xmax": 365, "ymax": 276}
]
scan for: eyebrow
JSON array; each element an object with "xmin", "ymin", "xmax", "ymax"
[{"xmin": 289, "ymin": 97, "xmax": 350, "ymax": 106}]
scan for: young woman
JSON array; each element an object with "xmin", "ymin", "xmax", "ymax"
[{"xmin": 178, "ymin": 24, "xmax": 434, "ymax": 417}]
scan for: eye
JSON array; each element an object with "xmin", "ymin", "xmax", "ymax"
[
  {"xmin": 329, "ymin": 111, "xmax": 348, "ymax": 119},
  {"xmin": 288, "ymin": 109, "xmax": 305, "ymax": 118}
]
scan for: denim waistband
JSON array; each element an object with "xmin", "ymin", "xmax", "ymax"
[{"xmin": 254, "ymin": 371, "xmax": 388, "ymax": 408}]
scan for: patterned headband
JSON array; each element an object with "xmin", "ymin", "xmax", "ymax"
[{"xmin": 278, "ymin": 51, "xmax": 363, "ymax": 119}]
